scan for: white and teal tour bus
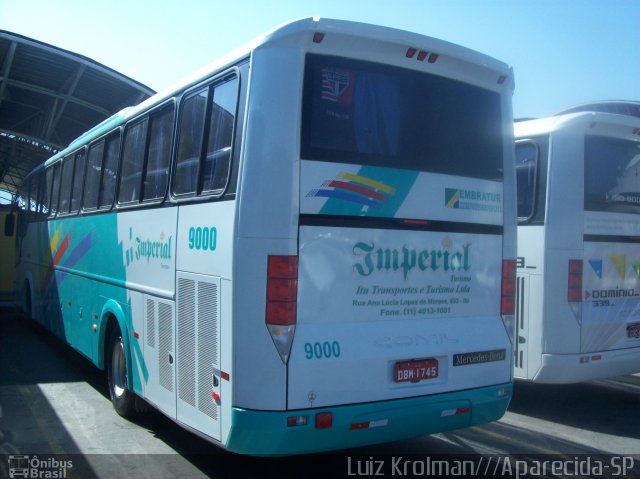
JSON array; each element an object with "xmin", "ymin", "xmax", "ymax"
[{"xmin": 15, "ymin": 18, "xmax": 517, "ymax": 455}]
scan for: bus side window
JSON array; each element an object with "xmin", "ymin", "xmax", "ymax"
[
  {"xmin": 70, "ymin": 149, "xmax": 86, "ymax": 213},
  {"xmin": 143, "ymin": 105, "xmax": 174, "ymax": 201},
  {"xmin": 119, "ymin": 120, "xmax": 148, "ymax": 205},
  {"xmin": 202, "ymin": 78, "xmax": 238, "ymax": 194},
  {"xmin": 84, "ymin": 141, "xmax": 104, "ymax": 210},
  {"xmin": 175, "ymin": 89, "xmax": 207, "ymax": 196},
  {"xmin": 48, "ymin": 163, "xmax": 61, "ymax": 218},
  {"xmin": 42, "ymin": 168, "xmax": 53, "ymax": 217},
  {"xmin": 100, "ymin": 133, "xmax": 120, "ymax": 209},
  {"xmin": 174, "ymin": 75, "xmax": 238, "ymax": 197},
  {"xmin": 515, "ymin": 141, "xmax": 538, "ymax": 222},
  {"xmin": 58, "ymin": 154, "xmax": 75, "ymax": 215}
]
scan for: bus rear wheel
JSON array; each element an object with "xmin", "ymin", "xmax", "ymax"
[{"xmin": 107, "ymin": 333, "xmax": 137, "ymax": 418}]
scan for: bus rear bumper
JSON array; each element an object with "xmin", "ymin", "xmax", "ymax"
[
  {"xmin": 225, "ymin": 383, "xmax": 512, "ymax": 456},
  {"xmin": 531, "ymin": 349, "xmax": 640, "ymax": 384}
]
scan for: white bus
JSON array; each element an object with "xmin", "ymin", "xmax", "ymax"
[
  {"xmin": 514, "ymin": 108, "xmax": 640, "ymax": 383},
  {"xmin": 15, "ymin": 17, "xmax": 516, "ymax": 455}
]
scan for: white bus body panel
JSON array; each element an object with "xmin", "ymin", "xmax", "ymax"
[
  {"xmin": 291, "ymin": 225, "xmax": 510, "ymax": 408},
  {"xmin": 515, "ymin": 225, "xmax": 545, "ymax": 379},
  {"xmin": 172, "ymin": 201, "xmax": 236, "ymax": 441}
]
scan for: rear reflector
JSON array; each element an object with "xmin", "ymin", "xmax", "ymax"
[
  {"xmin": 441, "ymin": 406, "xmax": 471, "ymax": 417},
  {"xmin": 350, "ymin": 419, "xmax": 389, "ymax": 430},
  {"xmin": 315, "ymin": 412, "xmax": 333, "ymax": 429}
]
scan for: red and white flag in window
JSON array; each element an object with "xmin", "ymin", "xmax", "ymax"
[{"xmin": 321, "ymin": 68, "xmax": 354, "ymax": 105}]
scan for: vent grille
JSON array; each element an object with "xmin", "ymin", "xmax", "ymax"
[
  {"xmin": 146, "ymin": 298, "xmax": 156, "ymax": 348},
  {"xmin": 158, "ymin": 301, "xmax": 174, "ymax": 392},
  {"xmin": 177, "ymin": 278, "xmax": 196, "ymax": 406},
  {"xmin": 198, "ymin": 281, "xmax": 219, "ymax": 420}
]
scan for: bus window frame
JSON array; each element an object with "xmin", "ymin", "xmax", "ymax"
[
  {"xmin": 57, "ymin": 148, "xmax": 88, "ymax": 218},
  {"xmin": 116, "ymin": 99, "xmax": 176, "ymax": 210},
  {"xmin": 170, "ymin": 69, "xmax": 240, "ymax": 203},
  {"xmin": 47, "ymin": 162, "xmax": 62, "ymax": 219},
  {"xmin": 70, "ymin": 147, "xmax": 87, "ymax": 214},
  {"xmin": 515, "ymin": 139, "xmax": 539, "ymax": 223},
  {"xmin": 80, "ymin": 128, "xmax": 124, "ymax": 215},
  {"xmin": 58, "ymin": 153, "xmax": 75, "ymax": 216}
]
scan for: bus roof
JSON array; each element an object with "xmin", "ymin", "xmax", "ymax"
[
  {"xmin": 515, "ymin": 110, "xmax": 640, "ymax": 138},
  {"xmin": 556, "ymin": 100, "xmax": 640, "ymax": 118}
]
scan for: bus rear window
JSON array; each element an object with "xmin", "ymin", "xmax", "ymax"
[
  {"xmin": 301, "ymin": 54, "xmax": 503, "ymax": 181},
  {"xmin": 585, "ymin": 135, "xmax": 640, "ymax": 214}
]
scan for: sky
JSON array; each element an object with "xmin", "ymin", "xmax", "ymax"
[{"xmin": 0, "ymin": 0, "xmax": 638, "ymax": 120}]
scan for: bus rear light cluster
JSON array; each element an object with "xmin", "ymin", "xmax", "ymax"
[
  {"xmin": 567, "ymin": 259, "xmax": 583, "ymax": 323},
  {"xmin": 266, "ymin": 256, "xmax": 298, "ymax": 325},
  {"xmin": 500, "ymin": 260, "xmax": 516, "ymax": 344},
  {"xmin": 286, "ymin": 412, "xmax": 333, "ymax": 429},
  {"xmin": 567, "ymin": 260, "xmax": 583, "ymax": 302},
  {"xmin": 266, "ymin": 255, "xmax": 298, "ymax": 364},
  {"xmin": 406, "ymin": 48, "xmax": 439, "ymax": 63},
  {"xmin": 501, "ymin": 260, "xmax": 517, "ymax": 315}
]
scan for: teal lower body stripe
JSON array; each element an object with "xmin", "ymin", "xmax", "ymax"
[{"xmin": 226, "ymin": 382, "xmax": 511, "ymax": 456}]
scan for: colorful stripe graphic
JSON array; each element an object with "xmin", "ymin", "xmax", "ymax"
[
  {"xmin": 55, "ymin": 232, "xmax": 94, "ymax": 284},
  {"xmin": 308, "ymin": 172, "xmax": 397, "ymax": 209},
  {"xmin": 41, "ymin": 228, "xmax": 94, "ymax": 291},
  {"xmin": 338, "ymin": 173, "xmax": 395, "ymax": 194},
  {"xmin": 307, "ymin": 166, "xmax": 419, "ymax": 218}
]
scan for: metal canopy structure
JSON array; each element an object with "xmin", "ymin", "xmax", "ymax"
[{"xmin": 0, "ymin": 30, "xmax": 155, "ymax": 200}]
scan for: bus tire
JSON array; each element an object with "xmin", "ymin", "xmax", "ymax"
[{"xmin": 107, "ymin": 332, "xmax": 137, "ymax": 418}]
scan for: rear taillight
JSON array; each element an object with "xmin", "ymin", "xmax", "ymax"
[
  {"xmin": 568, "ymin": 259, "xmax": 583, "ymax": 302},
  {"xmin": 501, "ymin": 260, "xmax": 516, "ymax": 315},
  {"xmin": 266, "ymin": 255, "xmax": 298, "ymax": 364},
  {"xmin": 501, "ymin": 260, "xmax": 516, "ymax": 345},
  {"xmin": 567, "ymin": 259, "xmax": 583, "ymax": 323}
]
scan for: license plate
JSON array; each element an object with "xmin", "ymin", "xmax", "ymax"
[{"xmin": 394, "ymin": 358, "xmax": 439, "ymax": 383}]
